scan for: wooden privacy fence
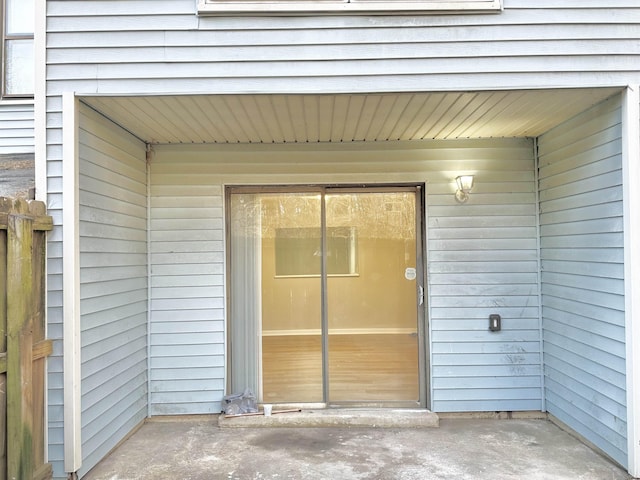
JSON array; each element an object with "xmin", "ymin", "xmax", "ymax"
[{"xmin": 0, "ymin": 198, "xmax": 53, "ymax": 480}]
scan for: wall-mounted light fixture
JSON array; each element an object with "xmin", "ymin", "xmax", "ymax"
[{"xmin": 455, "ymin": 175, "xmax": 474, "ymax": 204}]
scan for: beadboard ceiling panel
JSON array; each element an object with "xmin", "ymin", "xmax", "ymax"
[{"xmin": 82, "ymin": 88, "xmax": 620, "ymax": 145}]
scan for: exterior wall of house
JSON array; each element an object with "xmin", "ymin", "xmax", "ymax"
[
  {"xmin": 538, "ymin": 94, "xmax": 626, "ymax": 466},
  {"xmin": 148, "ymin": 138, "xmax": 540, "ymax": 415},
  {"xmin": 428, "ymin": 141, "xmax": 541, "ymax": 412},
  {"xmin": 73, "ymin": 104, "xmax": 148, "ymax": 477},
  {"xmin": 0, "ymin": 102, "xmax": 34, "ymax": 155},
  {"xmin": 45, "ymin": 1, "xmax": 639, "ymax": 94},
  {"xmin": 148, "ymin": 153, "xmax": 226, "ymax": 415},
  {"xmin": 42, "ymin": 0, "xmax": 640, "ymax": 477}
]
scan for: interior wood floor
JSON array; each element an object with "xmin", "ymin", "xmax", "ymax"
[{"xmin": 262, "ymin": 334, "xmax": 419, "ymax": 403}]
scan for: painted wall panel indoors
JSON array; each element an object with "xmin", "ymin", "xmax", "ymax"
[
  {"xmin": 261, "ymin": 195, "xmax": 416, "ymax": 334},
  {"xmin": 150, "ymin": 137, "xmax": 540, "ymax": 414},
  {"xmin": 0, "ymin": 103, "xmax": 34, "ymax": 154},
  {"xmin": 76, "ymin": 104, "xmax": 148, "ymax": 477},
  {"xmin": 538, "ymin": 94, "xmax": 626, "ymax": 466}
]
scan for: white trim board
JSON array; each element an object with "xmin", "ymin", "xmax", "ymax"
[
  {"xmin": 62, "ymin": 92, "xmax": 82, "ymax": 474},
  {"xmin": 197, "ymin": 0, "xmax": 502, "ymax": 14},
  {"xmin": 623, "ymin": 85, "xmax": 640, "ymax": 477},
  {"xmin": 34, "ymin": 0, "xmax": 46, "ymax": 201}
]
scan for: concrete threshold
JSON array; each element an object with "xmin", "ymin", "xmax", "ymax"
[{"xmin": 218, "ymin": 407, "xmax": 439, "ymax": 428}]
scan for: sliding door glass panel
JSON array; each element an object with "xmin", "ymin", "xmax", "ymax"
[
  {"xmin": 325, "ymin": 191, "xmax": 419, "ymax": 403},
  {"xmin": 262, "ymin": 193, "xmax": 323, "ymax": 402},
  {"xmin": 230, "ymin": 192, "xmax": 324, "ymax": 403}
]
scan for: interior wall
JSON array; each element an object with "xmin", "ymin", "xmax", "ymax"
[
  {"xmin": 261, "ymin": 195, "xmax": 416, "ymax": 333},
  {"xmin": 262, "ymin": 237, "xmax": 416, "ymax": 332},
  {"xmin": 150, "ymin": 137, "xmax": 541, "ymax": 414},
  {"xmin": 538, "ymin": 94, "xmax": 627, "ymax": 466},
  {"xmin": 76, "ymin": 104, "xmax": 149, "ymax": 477}
]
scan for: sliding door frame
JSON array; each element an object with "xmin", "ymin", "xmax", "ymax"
[{"xmin": 225, "ymin": 183, "xmax": 429, "ymax": 408}]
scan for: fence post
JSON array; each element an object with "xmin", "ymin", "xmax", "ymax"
[{"xmin": 6, "ymin": 199, "xmax": 35, "ymax": 480}]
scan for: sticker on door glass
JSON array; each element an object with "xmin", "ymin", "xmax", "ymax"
[{"xmin": 405, "ymin": 267, "xmax": 416, "ymax": 281}]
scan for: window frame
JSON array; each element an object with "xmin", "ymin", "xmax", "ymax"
[
  {"xmin": 197, "ymin": 0, "xmax": 502, "ymax": 15},
  {"xmin": 2, "ymin": 0, "xmax": 34, "ymax": 99}
]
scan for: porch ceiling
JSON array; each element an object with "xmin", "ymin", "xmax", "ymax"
[{"xmin": 81, "ymin": 88, "xmax": 620, "ymax": 145}]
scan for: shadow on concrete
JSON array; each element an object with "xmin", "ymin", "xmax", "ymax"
[{"xmin": 84, "ymin": 415, "xmax": 631, "ymax": 480}]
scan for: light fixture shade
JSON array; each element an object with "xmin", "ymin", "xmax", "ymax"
[
  {"xmin": 456, "ymin": 175, "xmax": 474, "ymax": 193},
  {"xmin": 455, "ymin": 175, "xmax": 474, "ymax": 203}
]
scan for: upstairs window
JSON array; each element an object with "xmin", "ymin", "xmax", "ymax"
[
  {"xmin": 3, "ymin": 0, "xmax": 34, "ymax": 98},
  {"xmin": 198, "ymin": 0, "xmax": 502, "ymax": 15}
]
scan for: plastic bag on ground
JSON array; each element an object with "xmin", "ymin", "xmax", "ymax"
[{"xmin": 221, "ymin": 389, "xmax": 258, "ymax": 415}]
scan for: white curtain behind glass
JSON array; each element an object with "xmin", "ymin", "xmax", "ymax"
[{"xmin": 229, "ymin": 194, "xmax": 262, "ymax": 397}]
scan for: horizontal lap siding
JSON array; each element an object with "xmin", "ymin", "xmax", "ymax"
[
  {"xmin": 538, "ymin": 94, "xmax": 626, "ymax": 466},
  {"xmin": 77, "ymin": 104, "xmax": 148, "ymax": 477},
  {"xmin": 0, "ymin": 103, "xmax": 34, "ymax": 154},
  {"xmin": 150, "ymin": 137, "xmax": 539, "ymax": 415},
  {"xmin": 427, "ymin": 140, "xmax": 541, "ymax": 412},
  {"xmin": 149, "ymin": 163, "xmax": 225, "ymax": 415},
  {"xmin": 42, "ymin": 0, "xmax": 640, "ymax": 476},
  {"xmin": 46, "ymin": 95, "xmax": 65, "ymax": 478},
  {"xmin": 45, "ymin": 1, "xmax": 640, "ymax": 94}
]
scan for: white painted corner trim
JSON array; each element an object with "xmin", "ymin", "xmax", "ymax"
[
  {"xmin": 198, "ymin": 0, "xmax": 502, "ymax": 14},
  {"xmin": 622, "ymin": 85, "xmax": 640, "ymax": 477},
  {"xmin": 34, "ymin": 0, "xmax": 46, "ymax": 202},
  {"xmin": 62, "ymin": 92, "xmax": 82, "ymax": 474}
]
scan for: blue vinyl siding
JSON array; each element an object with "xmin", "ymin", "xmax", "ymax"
[
  {"xmin": 41, "ymin": 0, "xmax": 640, "ymax": 477},
  {"xmin": 538, "ymin": 94, "xmax": 626, "ymax": 466},
  {"xmin": 427, "ymin": 139, "xmax": 541, "ymax": 412},
  {"xmin": 0, "ymin": 102, "xmax": 34, "ymax": 155},
  {"xmin": 149, "ymin": 138, "xmax": 541, "ymax": 415},
  {"xmin": 45, "ymin": 1, "xmax": 640, "ymax": 94},
  {"xmin": 76, "ymin": 104, "xmax": 148, "ymax": 477},
  {"xmin": 148, "ymin": 182, "xmax": 226, "ymax": 415}
]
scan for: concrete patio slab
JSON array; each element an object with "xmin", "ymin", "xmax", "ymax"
[
  {"xmin": 218, "ymin": 408, "xmax": 440, "ymax": 428},
  {"xmin": 84, "ymin": 416, "xmax": 631, "ymax": 480}
]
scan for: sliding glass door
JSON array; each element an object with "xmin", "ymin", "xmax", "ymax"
[
  {"xmin": 227, "ymin": 186, "xmax": 424, "ymax": 406},
  {"xmin": 326, "ymin": 190, "xmax": 420, "ymax": 403}
]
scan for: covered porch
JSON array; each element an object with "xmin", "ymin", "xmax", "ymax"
[{"xmin": 59, "ymin": 86, "xmax": 640, "ymax": 477}]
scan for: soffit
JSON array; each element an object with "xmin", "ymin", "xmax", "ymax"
[{"xmin": 81, "ymin": 88, "xmax": 620, "ymax": 145}]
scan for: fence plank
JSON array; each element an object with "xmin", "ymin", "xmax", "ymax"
[
  {"xmin": 1, "ymin": 225, "xmax": 6, "ymax": 480},
  {"xmin": 33, "ymin": 464, "xmax": 53, "ymax": 480},
  {"xmin": 0, "ymin": 198, "xmax": 52, "ymax": 480},
  {"xmin": 30, "ymin": 225, "xmax": 48, "ymax": 479},
  {"xmin": 31, "ymin": 342, "xmax": 52, "ymax": 362},
  {"xmin": 6, "ymin": 204, "xmax": 34, "ymax": 480}
]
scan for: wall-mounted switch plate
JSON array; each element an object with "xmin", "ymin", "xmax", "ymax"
[{"xmin": 489, "ymin": 314, "xmax": 501, "ymax": 331}]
